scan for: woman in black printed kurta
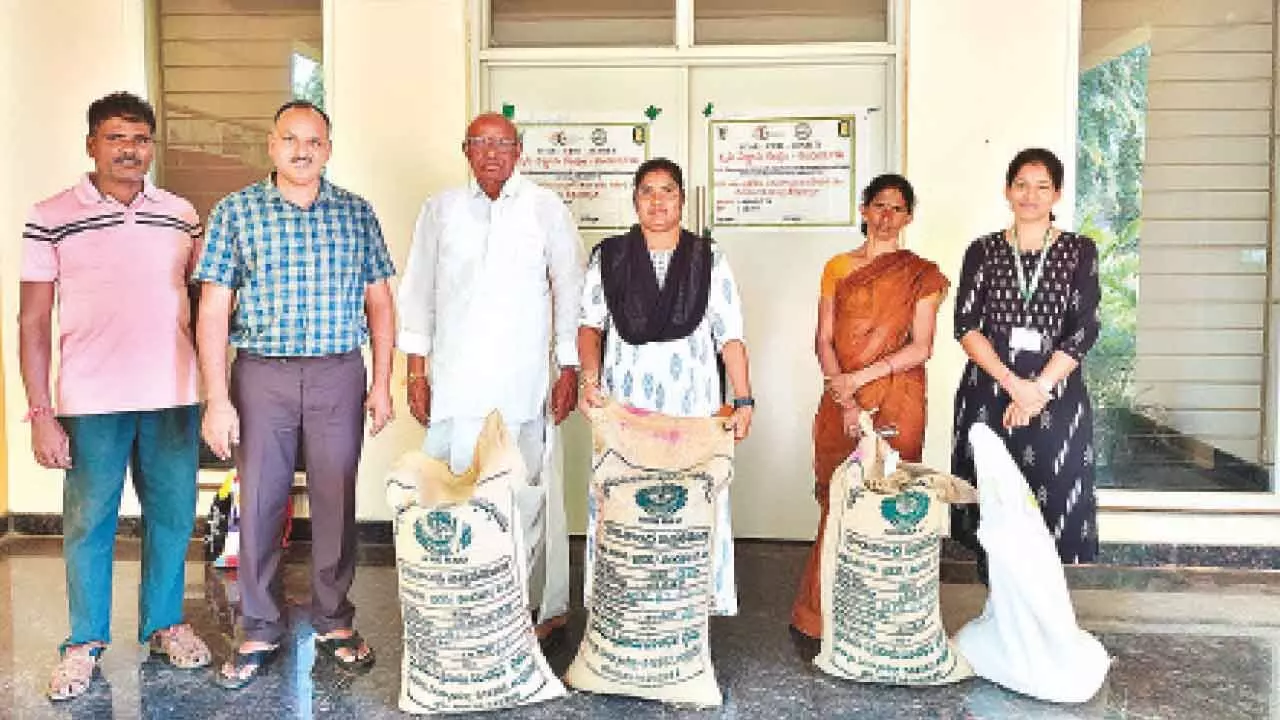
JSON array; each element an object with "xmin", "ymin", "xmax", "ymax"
[{"xmin": 950, "ymin": 148, "xmax": 1101, "ymax": 570}]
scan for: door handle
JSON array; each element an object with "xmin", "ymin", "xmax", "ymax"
[{"xmin": 693, "ymin": 185, "xmax": 709, "ymax": 237}]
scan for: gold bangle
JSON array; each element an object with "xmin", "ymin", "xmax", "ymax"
[
  {"xmin": 579, "ymin": 376, "xmax": 599, "ymax": 389},
  {"xmin": 407, "ymin": 373, "xmax": 427, "ymax": 382}
]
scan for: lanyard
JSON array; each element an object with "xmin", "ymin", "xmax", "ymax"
[{"xmin": 1009, "ymin": 226, "xmax": 1054, "ymax": 307}]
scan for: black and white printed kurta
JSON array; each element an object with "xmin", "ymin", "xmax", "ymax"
[{"xmin": 950, "ymin": 230, "xmax": 1101, "ymax": 563}]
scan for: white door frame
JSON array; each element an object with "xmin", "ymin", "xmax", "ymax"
[{"xmin": 470, "ymin": 0, "xmax": 908, "ymax": 171}]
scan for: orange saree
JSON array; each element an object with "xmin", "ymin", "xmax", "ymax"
[{"xmin": 790, "ymin": 250, "xmax": 949, "ymax": 639}]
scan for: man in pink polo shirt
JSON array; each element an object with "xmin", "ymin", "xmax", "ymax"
[{"xmin": 19, "ymin": 92, "xmax": 211, "ymax": 702}]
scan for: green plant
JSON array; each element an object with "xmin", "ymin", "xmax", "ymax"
[
  {"xmin": 1076, "ymin": 43, "xmax": 1148, "ymax": 469},
  {"xmin": 1079, "ymin": 216, "xmax": 1138, "ymax": 413},
  {"xmin": 1077, "ymin": 44, "xmax": 1149, "ymax": 233},
  {"xmin": 291, "ymin": 52, "xmax": 325, "ymax": 111},
  {"xmin": 1079, "ymin": 216, "xmax": 1144, "ymax": 469}
]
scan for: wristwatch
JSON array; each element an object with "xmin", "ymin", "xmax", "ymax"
[{"xmin": 731, "ymin": 396, "xmax": 756, "ymax": 409}]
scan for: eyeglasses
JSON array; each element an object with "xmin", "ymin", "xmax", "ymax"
[{"xmin": 464, "ymin": 136, "xmax": 519, "ymax": 151}]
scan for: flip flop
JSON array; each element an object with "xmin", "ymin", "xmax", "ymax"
[
  {"xmin": 215, "ymin": 646, "xmax": 279, "ymax": 690},
  {"xmin": 315, "ymin": 630, "xmax": 375, "ymax": 673}
]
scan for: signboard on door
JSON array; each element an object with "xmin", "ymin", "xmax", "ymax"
[
  {"xmin": 709, "ymin": 115, "xmax": 857, "ymax": 227},
  {"xmin": 518, "ymin": 122, "xmax": 650, "ymax": 230}
]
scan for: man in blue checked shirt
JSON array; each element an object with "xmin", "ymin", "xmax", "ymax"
[{"xmin": 193, "ymin": 100, "xmax": 395, "ymax": 689}]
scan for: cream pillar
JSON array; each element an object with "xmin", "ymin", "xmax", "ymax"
[
  {"xmin": 325, "ymin": 0, "xmax": 471, "ymax": 519},
  {"xmin": 905, "ymin": 0, "xmax": 1082, "ymax": 472},
  {"xmin": 0, "ymin": 0, "xmax": 149, "ymax": 513}
]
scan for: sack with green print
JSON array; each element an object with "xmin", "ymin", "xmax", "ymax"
[
  {"xmin": 564, "ymin": 401, "xmax": 734, "ymax": 707},
  {"xmin": 814, "ymin": 410, "xmax": 977, "ymax": 685},
  {"xmin": 384, "ymin": 411, "xmax": 565, "ymax": 715}
]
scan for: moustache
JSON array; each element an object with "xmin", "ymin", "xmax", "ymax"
[
  {"xmin": 115, "ymin": 155, "xmax": 140, "ymax": 165},
  {"xmin": 290, "ymin": 156, "xmax": 313, "ymax": 164}
]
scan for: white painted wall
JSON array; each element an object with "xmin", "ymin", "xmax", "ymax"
[
  {"xmin": 905, "ymin": 0, "xmax": 1081, "ymax": 474},
  {"xmin": 323, "ymin": 0, "xmax": 472, "ymax": 521},
  {"xmin": 0, "ymin": 0, "xmax": 151, "ymax": 514}
]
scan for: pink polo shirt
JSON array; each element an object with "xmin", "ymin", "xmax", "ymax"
[{"xmin": 21, "ymin": 175, "xmax": 202, "ymax": 416}]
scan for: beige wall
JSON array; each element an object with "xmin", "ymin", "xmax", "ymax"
[
  {"xmin": 490, "ymin": 0, "xmax": 887, "ymax": 46},
  {"xmin": 906, "ymin": 0, "xmax": 1081, "ymax": 474},
  {"xmin": 325, "ymin": 0, "xmax": 471, "ymax": 521},
  {"xmin": 0, "ymin": 9, "xmax": 14, "ymax": 515},
  {"xmin": 1, "ymin": 0, "xmax": 150, "ymax": 514}
]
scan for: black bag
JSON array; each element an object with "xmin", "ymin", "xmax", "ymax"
[{"xmin": 203, "ymin": 491, "xmax": 233, "ymax": 562}]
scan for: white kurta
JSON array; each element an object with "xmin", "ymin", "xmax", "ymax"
[
  {"xmin": 397, "ymin": 170, "xmax": 584, "ymax": 423},
  {"xmin": 579, "ymin": 244, "xmax": 745, "ymax": 615},
  {"xmin": 397, "ymin": 171, "xmax": 585, "ymax": 622}
]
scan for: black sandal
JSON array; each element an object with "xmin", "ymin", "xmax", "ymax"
[
  {"xmin": 315, "ymin": 630, "xmax": 375, "ymax": 673},
  {"xmin": 215, "ymin": 645, "xmax": 279, "ymax": 690}
]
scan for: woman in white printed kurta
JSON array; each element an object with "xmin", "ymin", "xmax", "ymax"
[
  {"xmin": 581, "ymin": 249, "xmax": 744, "ymax": 417},
  {"xmin": 577, "ymin": 158, "xmax": 752, "ymax": 616}
]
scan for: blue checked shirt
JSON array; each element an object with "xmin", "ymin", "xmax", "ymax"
[{"xmin": 194, "ymin": 176, "xmax": 396, "ymax": 356}]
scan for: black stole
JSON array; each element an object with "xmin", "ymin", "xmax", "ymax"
[{"xmin": 598, "ymin": 225, "xmax": 713, "ymax": 345}]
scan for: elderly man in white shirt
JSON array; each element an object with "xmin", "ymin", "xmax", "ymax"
[{"xmin": 398, "ymin": 112, "xmax": 586, "ymax": 637}]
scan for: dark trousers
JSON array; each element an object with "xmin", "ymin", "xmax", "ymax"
[{"xmin": 231, "ymin": 351, "xmax": 366, "ymax": 643}]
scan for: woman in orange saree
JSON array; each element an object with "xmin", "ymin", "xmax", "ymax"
[{"xmin": 790, "ymin": 174, "xmax": 950, "ymax": 640}]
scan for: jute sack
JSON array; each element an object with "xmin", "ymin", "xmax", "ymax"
[
  {"xmin": 564, "ymin": 401, "xmax": 734, "ymax": 707},
  {"xmin": 385, "ymin": 411, "xmax": 566, "ymax": 715},
  {"xmin": 814, "ymin": 411, "xmax": 977, "ymax": 685}
]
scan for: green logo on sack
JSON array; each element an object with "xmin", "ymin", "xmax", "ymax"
[
  {"xmin": 635, "ymin": 483, "xmax": 688, "ymax": 518},
  {"xmin": 414, "ymin": 509, "xmax": 472, "ymax": 556},
  {"xmin": 880, "ymin": 490, "xmax": 930, "ymax": 531}
]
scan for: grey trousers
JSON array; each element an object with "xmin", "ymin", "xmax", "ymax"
[{"xmin": 230, "ymin": 350, "xmax": 366, "ymax": 643}]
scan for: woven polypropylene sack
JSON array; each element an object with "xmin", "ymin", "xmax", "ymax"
[
  {"xmin": 814, "ymin": 413, "xmax": 976, "ymax": 685},
  {"xmin": 564, "ymin": 402, "xmax": 734, "ymax": 707},
  {"xmin": 385, "ymin": 411, "xmax": 566, "ymax": 715}
]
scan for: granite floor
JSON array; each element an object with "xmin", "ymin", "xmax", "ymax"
[
  {"xmin": 1096, "ymin": 434, "xmax": 1269, "ymax": 493},
  {"xmin": 2, "ymin": 536, "xmax": 1278, "ymax": 719}
]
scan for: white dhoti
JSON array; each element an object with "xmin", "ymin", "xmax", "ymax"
[{"xmin": 424, "ymin": 416, "xmax": 570, "ymax": 623}]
